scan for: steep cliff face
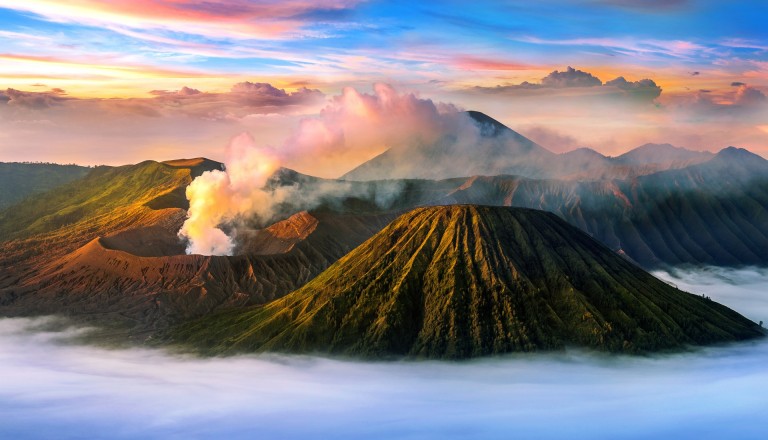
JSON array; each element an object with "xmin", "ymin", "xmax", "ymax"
[{"xmin": 173, "ymin": 206, "xmax": 763, "ymax": 358}]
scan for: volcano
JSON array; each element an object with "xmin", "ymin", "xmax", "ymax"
[{"xmin": 174, "ymin": 205, "xmax": 763, "ymax": 358}]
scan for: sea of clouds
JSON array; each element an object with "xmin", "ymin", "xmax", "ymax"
[{"xmin": 1, "ymin": 267, "xmax": 767, "ymax": 440}]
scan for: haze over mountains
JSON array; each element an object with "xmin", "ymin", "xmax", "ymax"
[
  {"xmin": 0, "ymin": 110, "xmax": 766, "ymax": 355},
  {"xmin": 342, "ymin": 112, "xmax": 715, "ymax": 181}
]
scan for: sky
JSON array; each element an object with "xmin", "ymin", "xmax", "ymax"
[{"xmin": 0, "ymin": 0, "xmax": 766, "ymax": 172}]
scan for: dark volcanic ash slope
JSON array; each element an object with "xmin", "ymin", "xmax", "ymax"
[{"xmin": 173, "ymin": 206, "xmax": 763, "ymax": 358}]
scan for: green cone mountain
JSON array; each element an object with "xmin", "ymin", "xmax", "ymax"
[{"xmin": 174, "ymin": 205, "xmax": 763, "ymax": 358}]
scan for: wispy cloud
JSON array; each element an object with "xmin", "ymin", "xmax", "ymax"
[
  {"xmin": 593, "ymin": 0, "xmax": 689, "ymax": 11},
  {"xmin": 0, "ymin": 0, "xmax": 363, "ymax": 40},
  {"xmin": 515, "ymin": 36, "xmax": 709, "ymax": 60},
  {"xmin": 0, "ymin": 52, "xmax": 215, "ymax": 89},
  {"xmin": 451, "ymin": 56, "xmax": 536, "ymax": 71}
]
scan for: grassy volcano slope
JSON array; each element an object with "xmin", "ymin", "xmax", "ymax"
[
  {"xmin": 0, "ymin": 158, "xmax": 222, "ymax": 275},
  {"xmin": 0, "ymin": 159, "xmax": 219, "ymax": 242},
  {"xmin": 0, "ymin": 163, "xmax": 90, "ymax": 209},
  {"xmin": 174, "ymin": 206, "xmax": 763, "ymax": 359}
]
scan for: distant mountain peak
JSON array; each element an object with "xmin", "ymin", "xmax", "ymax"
[
  {"xmin": 466, "ymin": 110, "xmax": 510, "ymax": 137},
  {"xmin": 715, "ymin": 146, "xmax": 766, "ymax": 161},
  {"xmin": 616, "ymin": 143, "xmax": 713, "ymax": 165},
  {"xmin": 561, "ymin": 147, "xmax": 606, "ymax": 158},
  {"xmin": 340, "ymin": 110, "xmax": 552, "ymax": 181}
]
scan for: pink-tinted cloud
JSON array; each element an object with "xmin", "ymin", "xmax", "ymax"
[
  {"xmin": 734, "ymin": 84, "xmax": 768, "ymax": 106},
  {"xmin": 541, "ymin": 66, "xmax": 602, "ymax": 87},
  {"xmin": 179, "ymin": 83, "xmax": 460, "ymax": 254},
  {"xmin": 0, "ymin": 81, "xmax": 326, "ymax": 166},
  {"xmin": 452, "ymin": 56, "xmax": 535, "ymax": 71},
  {"xmin": 0, "ymin": 52, "xmax": 213, "ymax": 84},
  {"xmin": 283, "ymin": 83, "xmax": 459, "ymax": 176},
  {"xmin": 146, "ymin": 82, "xmax": 325, "ymax": 120},
  {"xmin": 0, "ymin": 1, "xmax": 362, "ymax": 40},
  {"xmin": 2, "ymin": 88, "xmax": 67, "ymax": 109}
]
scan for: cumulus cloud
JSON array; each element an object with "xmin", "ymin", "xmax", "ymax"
[
  {"xmin": 3, "ymin": 88, "xmax": 67, "ymax": 109},
  {"xmin": 283, "ymin": 83, "xmax": 458, "ymax": 175},
  {"xmin": 3, "ymin": 82, "xmax": 324, "ymax": 120},
  {"xmin": 670, "ymin": 84, "xmax": 768, "ymax": 122},
  {"xmin": 0, "ymin": 268, "xmax": 766, "ymax": 439},
  {"xmin": 469, "ymin": 67, "xmax": 660, "ymax": 103},
  {"xmin": 604, "ymin": 76, "xmax": 662, "ymax": 101},
  {"xmin": 142, "ymin": 82, "xmax": 325, "ymax": 120},
  {"xmin": 469, "ymin": 66, "xmax": 604, "ymax": 92},
  {"xmin": 228, "ymin": 81, "xmax": 324, "ymax": 108},
  {"xmin": 540, "ymin": 66, "xmax": 602, "ymax": 88},
  {"xmin": 734, "ymin": 84, "xmax": 767, "ymax": 106}
]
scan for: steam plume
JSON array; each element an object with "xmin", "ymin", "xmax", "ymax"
[{"xmin": 178, "ymin": 84, "xmax": 460, "ymax": 255}]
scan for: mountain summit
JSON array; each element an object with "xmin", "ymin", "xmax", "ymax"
[
  {"xmin": 341, "ymin": 111, "xmax": 717, "ymax": 182},
  {"xmin": 174, "ymin": 205, "xmax": 762, "ymax": 358},
  {"xmin": 341, "ymin": 111, "xmax": 555, "ymax": 181}
]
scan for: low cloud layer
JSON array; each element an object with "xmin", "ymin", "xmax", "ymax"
[
  {"xmin": 2, "ymin": 73, "xmax": 767, "ymax": 166},
  {"xmin": 0, "ymin": 81, "xmax": 326, "ymax": 166},
  {"xmin": 0, "ymin": 267, "xmax": 766, "ymax": 439}
]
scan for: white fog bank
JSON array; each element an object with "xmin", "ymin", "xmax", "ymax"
[{"xmin": 1, "ymin": 267, "xmax": 767, "ymax": 440}]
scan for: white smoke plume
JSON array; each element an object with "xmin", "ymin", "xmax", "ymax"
[
  {"xmin": 178, "ymin": 84, "xmax": 462, "ymax": 256},
  {"xmin": 179, "ymin": 133, "xmax": 282, "ymax": 255}
]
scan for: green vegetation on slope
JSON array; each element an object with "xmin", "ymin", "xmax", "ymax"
[
  {"xmin": 0, "ymin": 160, "xmax": 195, "ymax": 241},
  {"xmin": 0, "ymin": 163, "xmax": 90, "ymax": 209},
  {"xmin": 0, "ymin": 159, "xmax": 222, "ymax": 276},
  {"xmin": 173, "ymin": 205, "xmax": 763, "ymax": 359}
]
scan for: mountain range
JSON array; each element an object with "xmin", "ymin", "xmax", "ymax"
[
  {"xmin": 0, "ymin": 111, "xmax": 765, "ymax": 355},
  {"xmin": 342, "ymin": 111, "xmax": 714, "ymax": 181}
]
